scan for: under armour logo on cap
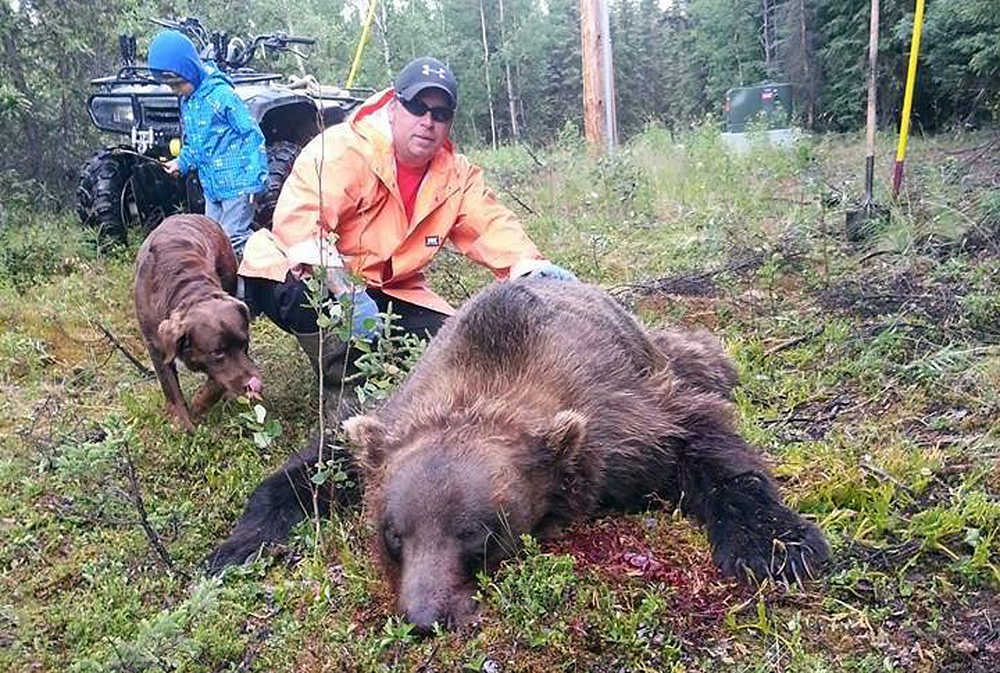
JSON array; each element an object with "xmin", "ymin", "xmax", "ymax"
[
  {"xmin": 395, "ymin": 57, "xmax": 459, "ymax": 109},
  {"xmin": 422, "ymin": 64, "xmax": 448, "ymax": 79}
]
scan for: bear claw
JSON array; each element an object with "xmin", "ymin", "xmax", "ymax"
[{"xmin": 712, "ymin": 513, "xmax": 829, "ymax": 587}]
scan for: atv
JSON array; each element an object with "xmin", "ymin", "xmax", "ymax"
[{"xmin": 77, "ymin": 16, "xmax": 370, "ymax": 243}]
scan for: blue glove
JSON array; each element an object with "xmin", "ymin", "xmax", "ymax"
[
  {"xmin": 339, "ymin": 287, "xmax": 380, "ymax": 341},
  {"xmin": 323, "ymin": 266, "xmax": 380, "ymax": 341},
  {"xmin": 525, "ymin": 262, "xmax": 578, "ymax": 282}
]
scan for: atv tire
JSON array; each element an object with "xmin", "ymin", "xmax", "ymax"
[
  {"xmin": 254, "ymin": 140, "xmax": 303, "ymax": 230},
  {"xmin": 77, "ymin": 150, "xmax": 137, "ymax": 245}
]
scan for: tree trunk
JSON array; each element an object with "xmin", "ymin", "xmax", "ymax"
[
  {"xmin": 799, "ymin": 0, "xmax": 813, "ymax": 127},
  {"xmin": 497, "ymin": 0, "xmax": 520, "ymax": 140},
  {"xmin": 479, "ymin": 0, "xmax": 497, "ymax": 149},
  {"xmin": 516, "ymin": 61, "xmax": 527, "ymax": 132},
  {"xmin": 375, "ymin": 0, "xmax": 393, "ymax": 80},
  {"xmin": 762, "ymin": 0, "xmax": 776, "ymax": 76}
]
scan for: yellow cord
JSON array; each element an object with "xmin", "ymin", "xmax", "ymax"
[{"xmin": 347, "ymin": 0, "xmax": 379, "ymax": 89}]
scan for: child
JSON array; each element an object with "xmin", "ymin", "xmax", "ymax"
[{"xmin": 148, "ymin": 30, "xmax": 267, "ymax": 257}]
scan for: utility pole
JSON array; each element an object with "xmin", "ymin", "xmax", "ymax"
[{"xmin": 579, "ymin": 0, "xmax": 618, "ymax": 154}]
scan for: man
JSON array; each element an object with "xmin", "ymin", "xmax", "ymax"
[{"xmin": 238, "ymin": 57, "xmax": 574, "ymax": 397}]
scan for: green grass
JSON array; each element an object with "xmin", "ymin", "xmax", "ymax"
[{"xmin": 2, "ymin": 124, "xmax": 999, "ymax": 672}]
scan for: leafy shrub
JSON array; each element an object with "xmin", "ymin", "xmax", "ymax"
[
  {"xmin": 481, "ymin": 535, "xmax": 578, "ymax": 648},
  {"xmin": 348, "ymin": 307, "xmax": 427, "ymax": 407},
  {"xmin": 0, "ymin": 207, "xmax": 95, "ymax": 289}
]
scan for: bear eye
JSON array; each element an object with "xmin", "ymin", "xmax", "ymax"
[
  {"xmin": 457, "ymin": 527, "xmax": 480, "ymax": 543},
  {"xmin": 382, "ymin": 524, "xmax": 403, "ymax": 560}
]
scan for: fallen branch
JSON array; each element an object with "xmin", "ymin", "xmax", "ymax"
[
  {"xmin": 521, "ymin": 143, "xmax": 546, "ymax": 168},
  {"xmin": 765, "ymin": 196, "xmax": 814, "ymax": 206},
  {"xmin": 91, "ymin": 320, "xmax": 155, "ymax": 379},
  {"xmin": 499, "ymin": 183, "xmax": 536, "ymax": 214},
  {"xmin": 120, "ymin": 442, "xmax": 188, "ymax": 580},
  {"xmin": 764, "ymin": 326, "xmax": 825, "ymax": 357},
  {"xmin": 860, "ymin": 456, "xmax": 917, "ymax": 498},
  {"xmin": 759, "ymin": 392, "xmax": 853, "ymax": 428},
  {"xmin": 943, "ymin": 134, "xmax": 999, "ymax": 157},
  {"xmin": 610, "ymin": 247, "xmax": 796, "ymax": 299},
  {"xmin": 856, "ymin": 248, "xmax": 899, "ymax": 265}
]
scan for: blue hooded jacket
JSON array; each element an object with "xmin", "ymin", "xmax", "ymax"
[{"xmin": 148, "ymin": 31, "xmax": 267, "ymax": 201}]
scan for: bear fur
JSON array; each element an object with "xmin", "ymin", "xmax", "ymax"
[{"xmin": 208, "ymin": 279, "xmax": 828, "ymax": 631}]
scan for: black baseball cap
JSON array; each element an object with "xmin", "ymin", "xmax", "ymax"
[{"xmin": 394, "ymin": 57, "xmax": 458, "ymax": 109}]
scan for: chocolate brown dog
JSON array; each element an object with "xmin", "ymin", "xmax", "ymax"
[{"xmin": 135, "ymin": 214, "xmax": 261, "ymax": 431}]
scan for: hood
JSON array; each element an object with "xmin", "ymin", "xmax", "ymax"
[{"xmin": 148, "ymin": 30, "xmax": 207, "ymax": 90}]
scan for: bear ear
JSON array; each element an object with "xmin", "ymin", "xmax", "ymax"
[
  {"xmin": 157, "ymin": 310, "xmax": 188, "ymax": 364},
  {"xmin": 546, "ymin": 409, "xmax": 588, "ymax": 457},
  {"xmin": 342, "ymin": 414, "xmax": 388, "ymax": 471}
]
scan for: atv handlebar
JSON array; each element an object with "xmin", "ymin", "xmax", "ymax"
[
  {"xmin": 282, "ymin": 35, "xmax": 316, "ymax": 46},
  {"xmin": 148, "ymin": 17, "xmax": 316, "ymax": 71},
  {"xmin": 226, "ymin": 32, "xmax": 316, "ymax": 69},
  {"xmin": 149, "ymin": 17, "xmax": 210, "ymax": 48}
]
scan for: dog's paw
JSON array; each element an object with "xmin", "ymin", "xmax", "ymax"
[{"xmin": 166, "ymin": 403, "xmax": 196, "ymax": 432}]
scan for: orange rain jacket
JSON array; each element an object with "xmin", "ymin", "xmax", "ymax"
[{"xmin": 238, "ymin": 88, "xmax": 545, "ymax": 315}]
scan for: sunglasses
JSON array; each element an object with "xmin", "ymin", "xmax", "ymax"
[{"xmin": 397, "ymin": 95, "xmax": 455, "ymax": 123}]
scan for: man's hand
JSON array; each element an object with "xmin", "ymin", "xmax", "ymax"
[
  {"xmin": 522, "ymin": 262, "xmax": 578, "ymax": 282},
  {"xmin": 292, "ymin": 264, "xmax": 380, "ymax": 340},
  {"xmin": 162, "ymin": 158, "xmax": 180, "ymax": 176},
  {"xmin": 290, "ymin": 263, "xmax": 313, "ymax": 280},
  {"xmin": 343, "ymin": 288, "xmax": 380, "ymax": 341}
]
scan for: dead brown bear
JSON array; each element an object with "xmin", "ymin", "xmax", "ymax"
[{"xmin": 208, "ymin": 279, "xmax": 827, "ymax": 631}]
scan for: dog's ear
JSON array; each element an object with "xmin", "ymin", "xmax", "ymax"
[
  {"xmin": 157, "ymin": 310, "xmax": 188, "ymax": 364},
  {"xmin": 234, "ymin": 298, "xmax": 251, "ymax": 326}
]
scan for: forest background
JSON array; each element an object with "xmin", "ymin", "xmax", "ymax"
[{"xmin": 2, "ymin": 0, "xmax": 999, "ymax": 201}]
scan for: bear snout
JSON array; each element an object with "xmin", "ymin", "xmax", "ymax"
[
  {"xmin": 398, "ymin": 553, "xmax": 478, "ymax": 634},
  {"xmin": 401, "ymin": 587, "xmax": 478, "ymax": 635},
  {"xmin": 243, "ymin": 375, "xmax": 263, "ymax": 400}
]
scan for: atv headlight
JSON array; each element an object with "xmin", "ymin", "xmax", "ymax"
[{"xmin": 88, "ymin": 96, "xmax": 136, "ymax": 133}]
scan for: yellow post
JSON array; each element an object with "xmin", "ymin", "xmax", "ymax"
[
  {"xmin": 892, "ymin": 0, "xmax": 925, "ymax": 197},
  {"xmin": 347, "ymin": 0, "xmax": 379, "ymax": 89}
]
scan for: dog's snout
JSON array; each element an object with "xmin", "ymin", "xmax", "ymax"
[{"xmin": 244, "ymin": 375, "xmax": 262, "ymax": 398}]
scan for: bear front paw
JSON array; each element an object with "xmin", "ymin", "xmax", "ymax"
[
  {"xmin": 205, "ymin": 532, "xmax": 268, "ymax": 575},
  {"xmin": 704, "ymin": 472, "xmax": 829, "ymax": 584},
  {"xmin": 711, "ymin": 504, "xmax": 829, "ymax": 586}
]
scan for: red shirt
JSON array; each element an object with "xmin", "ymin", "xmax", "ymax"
[{"xmin": 395, "ymin": 158, "xmax": 428, "ymax": 222}]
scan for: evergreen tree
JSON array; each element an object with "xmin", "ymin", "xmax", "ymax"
[
  {"xmin": 3, "ymin": 0, "xmax": 1000, "ymax": 195},
  {"xmin": 920, "ymin": 0, "xmax": 1000, "ymax": 126},
  {"xmin": 687, "ymin": 0, "xmax": 767, "ymax": 116}
]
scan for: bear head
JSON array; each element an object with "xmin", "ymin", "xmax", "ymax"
[{"xmin": 343, "ymin": 408, "xmax": 598, "ymax": 633}]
